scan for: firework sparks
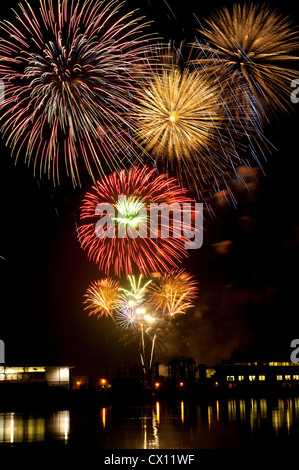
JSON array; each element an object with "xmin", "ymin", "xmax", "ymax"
[
  {"xmin": 84, "ymin": 278, "xmax": 121, "ymax": 319},
  {"xmin": 84, "ymin": 271, "xmax": 199, "ymax": 382},
  {"xmin": 114, "ymin": 299, "xmax": 146, "ymax": 329},
  {"xmin": 0, "ymin": 0, "xmax": 154, "ymax": 185},
  {"xmin": 148, "ymin": 269, "xmax": 199, "ymax": 317},
  {"xmin": 77, "ymin": 166, "xmax": 195, "ymax": 277},
  {"xmin": 132, "ymin": 61, "xmax": 240, "ymax": 186},
  {"xmin": 120, "ymin": 275, "xmax": 152, "ymax": 302},
  {"xmin": 114, "ymin": 275, "xmax": 152, "ymax": 329},
  {"xmin": 192, "ymin": 3, "xmax": 299, "ymax": 119},
  {"xmin": 114, "ymin": 274, "xmax": 154, "ymax": 377}
]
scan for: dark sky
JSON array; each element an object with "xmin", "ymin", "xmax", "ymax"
[{"xmin": 0, "ymin": 0, "xmax": 299, "ymax": 377}]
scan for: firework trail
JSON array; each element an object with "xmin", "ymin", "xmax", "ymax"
[
  {"xmin": 114, "ymin": 275, "xmax": 154, "ymax": 378},
  {"xmin": 0, "ymin": 0, "xmax": 154, "ymax": 185},
  {"xmin": 77, "ymin": 166, "xmax": 197, "ymax": 277},
  {"xmin": 84, "ymin": 271, "xmax": 199, "ymax": 382},
  {"xmin": 116, "ymin": 273, "xmax": 198, "ymax": 378}
]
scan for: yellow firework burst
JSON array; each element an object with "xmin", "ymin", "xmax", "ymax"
[
  {"xmin": 148, "ymin": 269, "xmax": 199, "ymax": 318},
  {"xmin": 192, "ymin": 3, "xmax": 299, "ymax": 118},
  {"xmin": 84, "ymin": 278, "xmax": 121, "ymax": 319},
  {"xmin": 132, "ymin": 64, "xmax": 234, "ymax": 182}
]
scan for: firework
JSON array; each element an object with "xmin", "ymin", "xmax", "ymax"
[
  {"xmin": 114, "ymin": 299, "xmax": 146, "ymax": 329},
  {"xmin": 114, "ymin": 275, "xmax": 152, "ymax": 328},
  {"xmin": 148, "ymin": 269, "xmax": 199, "ymax": 317},
  {"xmin": 132, "ymin": 61, "xmax": 240, "ymax": 186},
  {"xmin": 0, "ymin": 0, "xmax": 153, "ymax": 185},
  {"xmin": 85, "ymin": 271, "xmax": 199, "ymax": 382},
  {"xmin": 84, "ymin": 278, "xmax": 121, "ymax": 319},
  {"xmin": 192, "ymin": 3, "xmax": 299, "ymax": 119},
  {"xmin": 114, "ymin": 274, "xmax": 156, "ymax": 377},
  {"xmin": 120, "ymin": 274, "xmax": 152, "ymax": 303},
  {"xmin": 77, "ymin": 166, "xmax": 195, "ymax": 277}
]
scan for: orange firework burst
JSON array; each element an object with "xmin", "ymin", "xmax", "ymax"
[
  {"xmin": 77, "ymin": 166, "xmax": 196, "ymax": 277},
  {"xmin": 131, "ymin": 52, "xmax": 245, "ymax": 189},
  {"xmin": 192, "ymin": 3, "xmax": 299, "ymax": 119},
  {"xmin": 84, "ymin": 278, "xmax": 121, "ymax": 319},
  {"xmin": 148, "ymin": 269, "xmax": 199, "ymax": 318}
]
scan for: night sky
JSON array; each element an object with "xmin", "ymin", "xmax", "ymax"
[{"xmin": 0, "ymin": 0, "xmax": 299, "ymax": 378}]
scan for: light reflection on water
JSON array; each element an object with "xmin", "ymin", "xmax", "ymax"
[
  {"xmin": 1, "ymin": 397, "xmax": 299, "ymax": 448},
  {"xmin": 0, "ymin": 410, "xmax": 69, "ymax": 444}
]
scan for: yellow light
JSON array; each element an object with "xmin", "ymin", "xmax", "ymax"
[
  {"xmin": 100, "ymin": 379, "xmax": 107, "ymax": 385},
  {"xmin": 155, "ymin": 382, "xmax": 160, "ymax": 389},
  {"xmin": 60, "ymin": 367, "xmax": 69, "ymax": 377},
  {"xmin": 144, "ymin": 314, "xmax": 155, "ymax": 323},
  {"xmin": 136, "ymin": 307, "xmax": 146, "ymax": 315},
  {"xmin": 181, "ymin": 401, "xmax": 184, "ymax": 423},
  {"xmin": 64, "ymin": 416, "xmax": 69, "ymax": 441},
  {"xmin": 156, "ymin": 401, "xmax": 160, "ymax": 425},
  {"xmin": 102, "ymin": 408, "xmax": 106, "ymax": 430},
  {"xmin": 179, "ymin": 382, "xmax": 184, "ymax": 387},
  {"xmin": 169, "ymin": 113, "xmax": 177, "ymax": 122},
  {"xmin": 10, "ymin": 413, "xmax": 14, "ymax": 444}
]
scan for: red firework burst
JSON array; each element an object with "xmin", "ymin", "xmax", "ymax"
[
  {"xmin": 0, "ymin": 0, "xmax": 153, "ymax": 185},
  {"xmin": 77, "ymin": 166, "xmax": 196, "ymax": 277}
]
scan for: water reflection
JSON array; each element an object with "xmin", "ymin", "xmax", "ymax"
[
  {"xmin": 1, "ymin": 397, "xmax": 299, "ymax": 448},
  {"xmin": 140, "ymin": 404, "xmax": 160, "ymax": 449},
  {"xmin": 0, "ymin": 410, "xmax": 69, "ymax": 444},
  {"xmin": 101, "ymin": 408, "xmax": 106, "ymax": 430},
  {"xmin": 181, "ymin": 401, "xmax": 185, "ymax": 424}
]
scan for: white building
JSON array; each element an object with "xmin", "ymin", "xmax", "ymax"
[{"xmin": 0, "ymin": 365, "xmax": 71, "ymax": 389}]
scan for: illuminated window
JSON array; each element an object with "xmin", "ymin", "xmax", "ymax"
[
  {"xmin": 249, "ymin": 375, "xmax": 256, "ymax": 381},
  {"xmin": 206, "ymin": 369, "xmax": 216, "ymax": 379},
  {"xmin": 285, "ymin": 375, "xmax": 291, "ymax": 380},
  {"xmin": 259, "ymin": 376, "xmax": 265, "ymax": 381},
  {"xmin": 293, "ymin": 375, "xmax": 299, "ymax": 380},
  {"xmin": 27, "ymin": 367, "xmax": 45, "ymax": 373},
  {"xmin": 238, "ymin": 376, "xmax": 244, "ymax": 381},
  {"xmin": 227, "ymin": 376, "xmax": 235, "ymax": 382},
  {"xmin": 0, "ymin": 373, "xmax": 5, "ymax": 381},
  {"xmin": 269, "ymin": 362, "xmax": 278, "ymax": 366},
  {"xmin": 276, "ymin": 375, "xmax": 283, "ymax": 380}
]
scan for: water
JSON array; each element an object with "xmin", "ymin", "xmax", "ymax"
[{"xmin": 1, "ymin": 396, "xmax": 299, "ymax": 449}]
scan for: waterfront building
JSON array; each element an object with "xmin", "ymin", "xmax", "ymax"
[{"xmin": 0, "ymin": 365, "xmax": 71, "ymax": 389}]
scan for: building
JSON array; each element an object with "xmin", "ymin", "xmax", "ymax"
[
  {"xmin": 0, "ymin": 365, "xmax": 72, "ymax": 389},
  {"xmin": 213, "ymin": 351, "xmax": 299, "ymax": 388},
  {"xmin": 168, "ymin": 357, "xmax": 196, "ymax": 385}
]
